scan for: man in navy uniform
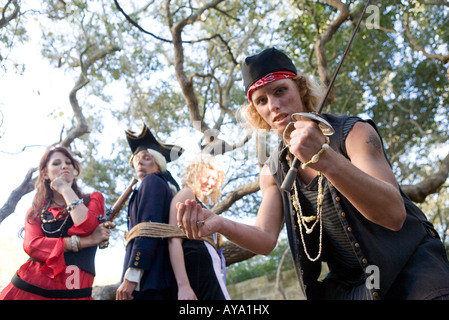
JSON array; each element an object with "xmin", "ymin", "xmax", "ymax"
[{"xmin": 116, "ymin": 124, "xmax": 183, "ymax": 300}]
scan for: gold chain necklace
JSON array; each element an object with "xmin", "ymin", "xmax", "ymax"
[
  {"xmin": 291, "ymin": 171, "xmax": 324, "ymax": 262},
  {"xmin": 40, "ymin": 201, "xmax": 69, "ymax": 224}
]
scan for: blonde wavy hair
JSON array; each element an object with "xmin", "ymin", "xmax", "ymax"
[
  {"xmin": 182, "ymin": 154, "xmax": 226, "ymax": 205},
  {"xmin": 237, "ymin": 74, "xmax": 325, "ymax": 131}
]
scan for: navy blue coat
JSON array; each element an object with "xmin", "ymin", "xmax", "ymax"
[{"xmin": 122, "ymin": 173, "xmax": 176, "ymax": 298}]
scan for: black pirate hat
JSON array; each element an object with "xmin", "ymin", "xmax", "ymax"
[
  {"xmin": 125, "ymin": 123, "xmax": 183, "ymax": 164},
  {"xmin": 242, "ymin": 47, "xmax": 297, "ymax": 96}
]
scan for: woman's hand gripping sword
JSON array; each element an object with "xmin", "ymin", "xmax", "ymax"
[
  {"xmin": 280, "ymin": 113, "xmax": 334, "ymax": 191},
  {"xmin": 280, "ymin": 0, "xmax": 372, "ymax": 192}
]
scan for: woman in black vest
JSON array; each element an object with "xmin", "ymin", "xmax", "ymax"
[
  {"xmin": 0, "ymin": 147, "xmax": 109, "ymax": 300},
  {"xmin": 177, "ymin": 48, "xmax": 449, "ymax": 300}
]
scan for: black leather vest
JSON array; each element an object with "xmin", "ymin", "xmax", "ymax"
[{"xmin": 268, "ymin": 114, "xmax": 449, "ymax": 299}]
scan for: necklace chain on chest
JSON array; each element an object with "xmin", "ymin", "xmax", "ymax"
[
  {"xmin": 290, "ymin": 168, "xmax": 324, "ymax": 262},
  {"xmin": 40, "ymin": 202, "xmax": 70, "ymax": 235}
]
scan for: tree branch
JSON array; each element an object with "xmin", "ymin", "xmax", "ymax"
[
  {"xmin": 211, "ymin": 178, "xmax": 260, "ymax": 215},
  {"xmin": 404, "ymin": 8, "xmax": 449, "ymax": 80},
  {"xmin": 114, "ymin": 0, "xmax": 172, "ymax": 43},
  {"xmin": 171, "ymin": 0, "xmax": 225, "ymax": 34},
  {"xmin": 61, "ymin": 44, "xmax": 121, "ymax": 147},
  {"xmin": 221, "ymin": 240, "xmax": 256, "ymax": 266},
  {"xmin": 168, "ymin": 0, "xmax": 226, "ymax": 133},
  {"xmin": 314, "ymin": 0, "xmax": 350, "ymax": 86},
  {"xmin": 0, "ymin": 0, "xmax": 20, "ymax": 29},
  {"xmin": 275, "ymin": 246, "xmax": 290, "ymax": 299},
  {"xmin": 0, "ymin": 167, "xmax": 36, "ymax": 223},
  {"xmin": 401, "ymin": 152, "xmax": 449, "ymax": 203},
  {"xmin": 0, "ymin": 44, "xmax": 121, "ymax": 224},
  {"xmin": 418, "ymin": 1, "xmax": 449, "ymax": 6},
  {"xmin": 404, "ymin": 10, "xmax": 449, "ymax": 64}
]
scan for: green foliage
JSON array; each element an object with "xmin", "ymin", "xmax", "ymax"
[{"xmin": 280, "ymin": 1, "xmax": 449, "ymax": 183}]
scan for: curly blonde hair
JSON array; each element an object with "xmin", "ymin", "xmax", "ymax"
[
  {"xmin": 238, "ymin": 74, "xmax": 325, "ymax": 131},
  {"xmin": 182, "ymin": 154, "xmax": 226, "ymax": 205}
]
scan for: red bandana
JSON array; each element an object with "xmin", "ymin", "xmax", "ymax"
[{"xmin": 246, "ymin": 71, "xmax": 296, "ymax": 102}]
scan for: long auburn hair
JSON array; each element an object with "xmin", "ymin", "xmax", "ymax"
[{"xmin": 28, "ymin": 147, "xmax": 84, "ymax": 221}]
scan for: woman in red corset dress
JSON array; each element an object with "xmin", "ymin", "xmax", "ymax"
[{"xmin": 0, "ymin": 147, "xmax": 110, "ymax": 300}]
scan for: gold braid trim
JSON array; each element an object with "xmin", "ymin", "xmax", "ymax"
[{"xmin": 124, "ymin": 222, "xmax": 217, "ymax": 249}]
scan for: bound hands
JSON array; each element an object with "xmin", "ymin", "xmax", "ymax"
[{"xmin": 176, "ymin": 199, "xmax": 218, "ymax": 239}]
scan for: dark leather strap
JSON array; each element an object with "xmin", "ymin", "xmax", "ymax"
[{"xmin": 11, "ymin": 272, "xmax": 92, "ymax": 299}]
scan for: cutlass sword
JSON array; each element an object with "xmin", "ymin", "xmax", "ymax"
[{"xmin": 280, "ymin": 0, "xmax": 372, "ymax": 192}]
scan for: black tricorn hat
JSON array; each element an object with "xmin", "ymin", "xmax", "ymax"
[
  {"xmin": 125, "ymin": 123, "xmax": 183, "ymax": 163},
  {"xmin": 242, "ymin": 47, "xmax": 297, "ymax": 94}
]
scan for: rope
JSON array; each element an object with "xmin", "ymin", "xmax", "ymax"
[{"xmin": 124, "ymin": 221, "xmax": 217, "ymax": 249}]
